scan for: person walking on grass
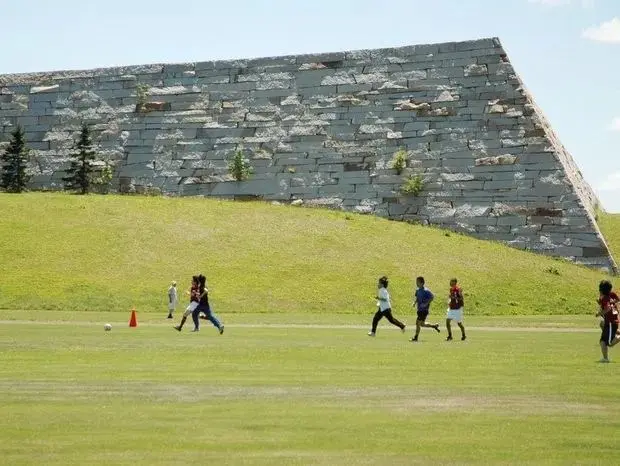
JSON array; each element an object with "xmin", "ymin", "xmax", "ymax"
[
  {"xmin": 174, "ymin": 276, "xmax": 200, "ymax": 332},
  {"xmin": 597, "ymin": 280, "xmax": 620, "ymax": 363},
  {"xmin": 167, "ymin": 281, "xmax": 178, "ymax": 319},
  {"xmin": 446, "ymin": 278, "xmax": 466, "ymax": 341},
  {"xmin": 411, "ymin": 276, "xmax": 440, "ymax": 342},
  {"xmin": 192, "ymin": 274, "xmax": 224, "ymax": 334},
  {"xmin": 368, "ymin": 276, "xmax": 406, "ymax": 337}
]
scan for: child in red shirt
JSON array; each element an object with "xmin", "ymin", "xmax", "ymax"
[
  {"xmin": 446, "ymin": 278, "xmax": 466, "ymax": 341},
  {"xmin": 597, "ymin": 280, "xmax": 619, "ymax": 363}
]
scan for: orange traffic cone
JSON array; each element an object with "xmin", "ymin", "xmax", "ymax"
[{"xmin": 129, "ymin": 307, "xmax": 138, "ymax": 327}]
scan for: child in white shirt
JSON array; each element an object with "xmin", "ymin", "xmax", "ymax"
[
  {"xmin": 368, "ymin": 276, "xmax": 406, "ymax": 337},
  {"xmin": 167, "ymin": 281, "xmax": 178, "ymax": 319}
]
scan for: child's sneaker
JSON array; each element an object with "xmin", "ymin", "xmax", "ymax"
[
  {"xmin": 367, "ymin": 331, "xmax": 375, "ymax": 337},
  {"xmin": 401, "ymin": 326, "xmax": 406, "ymax": 334},
  {"xmin": 174, "ymin": 326, "xmax": 182, "ymax": 332},
  {"xmin": 219, "ymin": 325, "xmax": 225, "ymax": 335},
  {"xmin": 410, "ymin": 336, "xmax": 418, "ymax": 342},
  {"xmin": 434, "ymin": 325, "xmax": 441, "ymax": 333},
  {"xmin": 446, "ymin": 335, "xmax": 453, "ymax": 341},
  {"xmin": 191, "ymin": 328, "xmax": 199, "ymax": 332},
  {"xmin": 461, "ymin": 335, "xmax": 467, "ymax": 341},
  {"xmin": 599, "ymin": 357, "xmax": 610, "ymax": 363}
]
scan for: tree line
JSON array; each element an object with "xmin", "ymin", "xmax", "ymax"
[{"xmin": 0, "ymin": 124, "xmax": 112, "ymax": 194}]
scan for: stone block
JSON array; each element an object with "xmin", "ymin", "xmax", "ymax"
[
  {"xmin": 496, "ymin": 216, "xmax": 526, "ymax": 226},
  {"xmin": 475, "ymin": 155, "xmax": 517, "ymax": 166}
]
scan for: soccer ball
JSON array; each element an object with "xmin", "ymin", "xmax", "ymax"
[{"xmin": 104, "ymin": 323, "xmax": 112, "ymax": 331}]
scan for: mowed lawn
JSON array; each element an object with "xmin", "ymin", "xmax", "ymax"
[{"xmin": 0, "ymin": 313, "xmax": 617, "ymax": 465}]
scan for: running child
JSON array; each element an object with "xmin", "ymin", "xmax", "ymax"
[
  {"xmin": 368, "ymin": 276, "xmax": 406, "ymax": 337},
  {"xmin": 411, "ymin": 276, "xmax": 440, "ymax": 342},
  {"xmin": 167, "ymin": 281, "xmax": 178, "ymax": 319},
  {"xmin": 446, "ymin": 278, "xmax": 466, "ymax": 341},
  {"xmin": 192, "ymin": 274, "xmax": 224, "ymax": 334},
  {"xmin": 174, "ymin": 276, "xmax": 200, "ymax": 332},
  {"xmin": 597, "ymin": 280, "xmax": 620, "ymax": 363}
]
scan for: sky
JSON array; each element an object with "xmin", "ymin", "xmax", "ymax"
[{"xmin": 0, "ymin": 0, "xmax": 618, "ymax": 211}]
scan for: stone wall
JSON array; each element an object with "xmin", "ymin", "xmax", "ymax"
[{"xmin": 0, "ymin": 37, "xmax": 616, "ymax": 272}]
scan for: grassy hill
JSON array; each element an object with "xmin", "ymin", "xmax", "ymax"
[
  {"xmin": 0, "ymin": 193, "xmax": 615, "ymax": 315},
  {"xmin": 597, "ymin": 212, "xmax": 620, "ymax": 264}
]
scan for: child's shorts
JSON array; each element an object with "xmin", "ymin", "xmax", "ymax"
[
  {"xmin": 446, "ymin": 308, "xmax": 463, "ymax": 323},
  {"xmin": 183, "ymin": 301, "xmax": 199, "ymax": 317}
]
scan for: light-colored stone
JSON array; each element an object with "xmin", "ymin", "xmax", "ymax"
[{"xmin": 0, "ymin": 38, "xmax": 613, "ymax": 271}]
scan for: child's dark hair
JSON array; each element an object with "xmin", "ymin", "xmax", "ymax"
[
  {"xmin": 198, "ymin": 274, "xmax": 207, "ymax": 292},
  {"xmin": 417, "ymin": 276, "xmax": 425, "ymax": 285},
  {"xmin": 599, "ymin": 280, "xmax": 613, "ymax": 295},
  {"xmin": 192, "ymin": 275, "xmax": 199, "ymax": 284},
  {"xmin": 379, "ymin": 276, "xmax": 388, "ymax": 288}
]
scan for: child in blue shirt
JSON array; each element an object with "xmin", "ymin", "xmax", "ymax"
[{"xmin": 411, "ymin": 276, "xmax": 440, "ymax": 342}]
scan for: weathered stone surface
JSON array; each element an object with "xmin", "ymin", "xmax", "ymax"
[
  {"xmin": 136, "ymin": 102, "xmax": 172, "ymax": 113},
  {"xmin": 0, "ymin": 38, "xmax": 614, "ymax": 271},
  {"xmin": 475, "ymin": 155, "xmax": 517, "ymax": 166}
]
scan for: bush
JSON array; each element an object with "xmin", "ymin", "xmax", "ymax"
[
  {"xmin": 92, "ymin": 163, "xmax": 113, "ymax": 194},
  {"xmin": 390, "ymin": 148, "xmax": 408, "ymax": 175},
  {"xmin": 228, "ymin": 149, "xmax": 253, "ymax": 181},
  {"xmin": 401, "ymin": 174, "xmax": 424, "ymax": 196},
  {"xmin": 135, "ymin": 83, "xmax": 150, "ymax": 111}
]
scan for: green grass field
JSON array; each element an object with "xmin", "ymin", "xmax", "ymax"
[
  {"xmin": 0, "ymin": 193, "xmax": 617, "ymax": 316},
  {"xmin": 1, "ymin": 312, "xmax": 617, "ymax": 465},
  {"xmin": 2, "ymin": 194, "xmax": 620, "ymax": 464}
]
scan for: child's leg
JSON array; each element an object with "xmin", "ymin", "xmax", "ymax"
[
  {"xmin": 175, "ymin": 304, "xmax": 194, "ymax": 330},
  {"xmin": 413, "ymin": 312, "xmax": 439, "ymax": 340},
  {"xmin": 458, "ymin": 322, "xmax": 466, "ymax": 339},
  {"xmin": 370, "ymin": 310, "xmax": 383, "ymax": 333},
  {"xmin": 191, "ymin": 308, "xmax": 200, "ymax": 330},
  {"xmin": 446, "ymin": 318, "xmax": 452, "ymax": 339},
  {"xmin": 610, "ymin": 324, "xmax": 620, "ymax": 347},
  {"xmin": 175, "ymin": 315, "xmax": 187, "ymax": 331},
  {"xmin": 206, "ymin": 308, "xmax": 222, "ymax": 329},
  {"xmin": 600, "ymin": 340, "xmax": 609, "ymax": 360},
  {"xmin": 413, "ymin": 320, "xmax": 422, "ymax": 339},
  {"xmin": 384, "ymin": 310, "xmax": 405, "ymax": 330}
]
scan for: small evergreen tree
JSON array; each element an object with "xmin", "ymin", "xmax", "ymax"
[
  {"xmin": 228, "ymin": 149, "xmax": 253, "ymax": 181},
  {"xmin": 63, "ymin": 124, "xmax": 96, "ymax": 194},
  {"xmin": 1, "ymin": 125, "xmax": 31, "ymax": 193}
]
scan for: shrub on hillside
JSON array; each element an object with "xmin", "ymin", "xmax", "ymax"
[
  {"xmin": 400, "ymin": 174, "xmax": 424, "ymax": 196},
  {"xmin": 228, "ymin": 149, "xmax": 253, "ymax": 181},
  {"xmin": 390, "ymin": 148, "xmax": 408, "ymax": 175}
]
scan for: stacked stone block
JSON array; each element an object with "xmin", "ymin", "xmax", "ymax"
[{"xmin": 0, "ymin": 37, "xmax": 615, "ymax": 271}]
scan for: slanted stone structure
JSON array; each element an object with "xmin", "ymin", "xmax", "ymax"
[{"xmin": 0, "ymin": 37, "xmax": 615, "ymax": 271}]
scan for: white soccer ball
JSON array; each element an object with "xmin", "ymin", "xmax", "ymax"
[{"xmin": 104, "ymin": 323, "xmax": 112, "ymax": 331}]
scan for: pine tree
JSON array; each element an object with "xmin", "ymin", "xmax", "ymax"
[
  {"xmin": 0, "ymin": 125, "xmax": 31, "ymax": 193},
  {"xmin": 63, "ymin": 124, "xmax": 96, "ymax": 195}
]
